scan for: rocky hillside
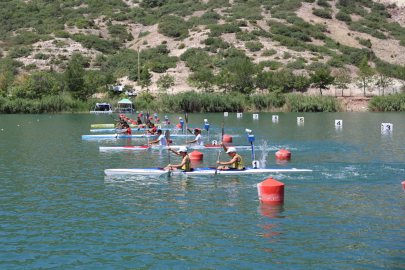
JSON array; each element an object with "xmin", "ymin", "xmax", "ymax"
[{"xmin": 1, "ymin": 0, "xmax": 405, "ymax": 97}]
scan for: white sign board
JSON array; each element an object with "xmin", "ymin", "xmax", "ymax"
[
  {"xmin": 211, "ymin": 140, "xmax": 218, "ymax": 145},
  {"xmin": 237, "ymin": 113, "xmax": 243, "ymax": 118},
  {"xmin": 381, "ymin": 123, "xmax": 393, "ymax": 132},
  {"xmin": 297, "ymin": 117, "xmax": 304, "ymax": 124},
  {"xmin": 224, "ymin": 112, "xmax": 228, "ymax": 117},
  {"xmin": 252, "ymin": 160, "xmax": 260, "ymax": 169},
  {"xmin": 272, "ymin": 115, "xmax": 279, "ymax": 122},
  {"xmin": 335, "ymin": 120, "xmax": 343, "ymax": 127},
  {"xmin": 253, "ymin": 114, "xmax": 259, "ymax": 120}
]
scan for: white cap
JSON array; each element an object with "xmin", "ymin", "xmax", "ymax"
[
  {"xmin": 226, "ymin": 147, "xmax": 236, "ymax": 153},
  {"xmin": 178, "ymin": 147, "xmax": 188, "ymax": 153}
]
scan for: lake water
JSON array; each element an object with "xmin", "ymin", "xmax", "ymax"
[{"xmin": 0, "ymin": 112, "xmax": 404, "ymax": 269}]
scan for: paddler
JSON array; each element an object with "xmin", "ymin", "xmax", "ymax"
[
  {"xmin": 186, "ymin": 128, "xmax": 204, "ymax": 145},
  {"xmin": 136, "ymin": 117, "xmax": 142, "ymax": 125},
  {"xmin": 145, "ymin": 122, "xmax": 157, "ymax": 135},
  {"xmin": 164, "ymin": 147, "xmax": 192, "ymax": 172},
  {"xmin": 216, "ymin": 143, "xmax": 244, "ymax": 170},
  {"xmin": 148, "ymin": 129, "xmax": 166, "ymax": 146},
  {"xmin": 117, "ymin": 123, "xmax": 132, "ymax": 135}
]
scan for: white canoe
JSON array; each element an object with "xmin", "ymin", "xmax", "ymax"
[
  {"xmin": 104, "ymin": 167, "xmax": 313, "ymax": 175},
  {"xmin": 99, "ymin": 145, "xmax": 251, "ymax": 151},
  {"xmin": 82, "ymin": 134, "xmax": 189, "ymax": 139}
]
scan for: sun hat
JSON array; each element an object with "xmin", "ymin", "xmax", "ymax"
[
  {"xmin": 193, "ymin": 128, "xmax": 201, "ymax": 133},
  {"xmin": 226, "ymin": 147, "xmax": 236, "ymax": 153},
  {"xmin": 178, "ymin": 147, "xmax": 188, "ymax": 153}
]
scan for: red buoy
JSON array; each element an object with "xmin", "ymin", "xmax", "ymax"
[
  {"xmin": 223, "ymin": 134, "xmax": 233, "ymax": 143},
  {"xmin": 169, "ymin": 139, "xmax": 173, "ymax": 143},
  {"xmin": 189, "ymin": 150, "xmax": 203, "ymax": 161},
  {"xmin": 275, "ymin": 149, "xmax": 291, "ymax": 160},
  {"xmin": 257, "ymin": 178, "xmax": 284, "ymax": 205},
  {"xmin": 176, "ymin": 123, "xmax": 182, "ymax": 129},
  {"xmin": 402, "ymin": 181, "xmax": 405, "ymax": 193},
  {"xmin": 157, "ymin": 118, "xmax": 160, "ymax": 122},
  {"xmin": 139, "ymin": 113, "xmax": 142, "ymax": 117},
  {"xmin": 168, "ymin": 121, "xmax": 170, "ymax": 124},
  {"xmin": 149, "ymin": 116, "xmax": 153, "ymax": 120}
]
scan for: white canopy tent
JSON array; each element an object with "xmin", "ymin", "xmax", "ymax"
[{"xmin": 117, "ymin": 99, "xmax": 133, "ymax": 113}]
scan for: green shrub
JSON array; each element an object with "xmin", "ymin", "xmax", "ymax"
[
  {"xmin": 283, "ymin": 52, "xmax": 292, "ymax": 59},
  {"xmin": 286, "ymin": 60, "xmax": 305, "ymax": 69},
  {"xmin": 326, "ymin": 58, "xmax": 344, "ymax": 67},
  {"xmin": 138, "ymin": 31, "xmax": 151, "ymax": 38},
  {"xmin": 317, "ymin": 0, "xmax": 331, "ymax": 8},
  {"xmin": 8, "ymin": 47, "xmax": 32, "ymax": 58},
  {"xmin": 245, "ymin": 41, "xmax": 264, "ymax": 52},
  {"xmin": 400, "ymin": 40, "xmax": 405, "ymax": 47},
  {"xmin": 13, "ymin": 31, "xmax": 41, "ymax": 45},
  {"xmin": 178, "ymin": 43, "xmax": 185, "ymax": 49},
  {"xmin": 207, "ymin": 24, "xmax": 240, "ymax": 37},
  {"xmin": 369, "ymin": 94, "xmax": 405, "ymax": 111},
  {"xmin": 261, "ymin": 49, "xmax": 277, "ymax": 56},
  {"xmin": 359, "ymin": 38, "xmax": 372, "ymax": 48},
  {"xmin": 158, "ymin": 16, "xmax": 189, "ymax": 39},
  {"xmin": 71, "ymin": 34, "xmax": 122, "ymax": 54},
  {"xmin": 259, "ymin": 60, "xmax": 283, "ymax": 70},
  {"xmin": 54, "ymin": 31, "xmax": 71, "ymax": 38},
  {"xmin": 34, "ymin": 53, "xmax": 50, "ymax": 60},
  {"xmin": 336, "ymin": 11, "xmax": 351, "ymax": 22},
  {"xmin": 313, "ymin": 9, "xmax": 332, "ymax": 19},
  {"xmin": 21, "ymin": 64, "xmax": 37, "ymax": 70},
  {"xmin": 108, "ymin": 25, "xmax": 128, "ymax": 40},
  {"xmin": 305, "ymin": 62, "xmax": 328, "ymax": 71}
]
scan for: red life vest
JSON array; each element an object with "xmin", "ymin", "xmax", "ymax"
[{"xmin": 127, "ymin": 127, "xmax": 132, "ymax": 135}]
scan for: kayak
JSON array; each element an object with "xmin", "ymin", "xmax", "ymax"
[
  {"xmin": 104, "ymin": 167, "xmax": 313, "ymax": 175},
  {"xmin": 83, "ymin": 134, "xmax": 191, "ymax": 139},
  {"xmin": 91, "ymin": 124, "xmax": 162, "ymax": 129},
  {"xmin": 90, "ymin": 128, "xmax": 168, "ymax": 132},
  {"xmin": 99, "ymin": 145, "xmax": 252, "ymax": 151}
]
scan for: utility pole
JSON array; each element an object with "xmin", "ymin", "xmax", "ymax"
[
  {"xmin": 370, "ymin": 50, "xmax": 373, "ymax": 67},
  {"xmin": 137, "ymin": 44, "xmax": 140, "ymax": 83}
]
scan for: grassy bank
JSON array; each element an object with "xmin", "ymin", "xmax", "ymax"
[
  {"xmin": 0, "ymin": 92, "xmax": 345, "ymax": 113},
  {"xmin": 368, "ymin": 94, "xmax": 405, "ymax": 112},
  {"xmin": 133, "ymin": 92, "xmax": 344, "ymax": 113}
]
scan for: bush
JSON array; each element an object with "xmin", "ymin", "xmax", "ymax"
[
  {"xmin": 158, "ymin": 16, "xmax": 189, "ymax": 39},
  {"xmin": 359, "ymin": 38, "xmax": 372, "ymax": 48},
  {"xmin": 34, "ymin": 53, "xmax": 50, "ymax": 60},
  {"xmin": 8, "ymin": 47, "xmax": 33, "ymax": 58},
  {"xmin": 259, "ymin": 60, "xmax": 283, "ymax": 70},
  {"xmin": 317, "ymin": 0, "xmax": 331, "ymax": 8},
  {"xmin": 261, "ymin": 49, "xmax": 277, "ymax": 56},
  {"xmin": 283, "ymin": 52, "xmax": 292, "ymax": 59},
  {"xmin": 336, "ymin": 11, "xmax": 352, "ymax": 22},
  {"xmin": 21, "ymin": 64, "xmax": 37, "ymax": 70},
  {"xmin": 108, "ymin": 25, "xmax": 128, "ymax": 40},
  {"xmin": 305, "ymin": 62, "xmax": 328, "ymax": 71},
  {"xmin": 313, "ymin": 9, "xmax": 332, "ymax": 19},
  {"xmin": 54, "ymin": 31, "xmax": 71, "ymax": 38},
  {"xmin": 245, "ymin": 42, "xmax": 264, "ymax": 52},
  {"xmin": 71, "ymin": 34, "xmax": 122, "ymax": 54},
  {"xmin": 400, "ymin": 40, "xmax": 405, "ymax": 47},
  {"xmin": 138, "ymin": 31, "xmax": 151, "ymax": 38},
  {"xmin": 286, "ymin": 60, "xmax": 305, "ymax": 69},
  {"xmin": 327, "ymin": 58, "xmax": 344, "ymax": 68},
  {"xmin": 208, "ymin": 24, "xmax": 241, "ymax": 37},
  {"xmin": 369, "ymin": 94, "xmax": 405, "ymax": 111},
  {"xmin": 178, "ymin": 43, "xmax": 185, "ymax": 49}
]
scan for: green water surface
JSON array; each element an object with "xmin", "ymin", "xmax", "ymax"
[{"xmin": 0, "ymin": 112, "xmax": 404, "ymax": 269}]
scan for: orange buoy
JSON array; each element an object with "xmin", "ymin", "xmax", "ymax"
[
  {"xmin": 257, "ymin": 178, "xmax": 284, "ymax": 205},
  {"xmin": 169, "ymin": 139, "xmax": 173, "ymax": 143},
  {"xmin": 149, "ymin": 116, "xmax": 153, "ymax": 120},
  {"xmin": 275, "ymin": 149, "xmax": 291, "ymax": 160},
  {"xmin": 223, "ymin": 134, "xmax": 232, "ymax": 143},
  {"xmin": 189, "ymin": 150, "xmax": 203, "ymax": 161},
  {"xmin": 157, "ymin": 118, "xmax": 160, "ymax": 122},
  {"xmin": 402, "ymin": 181, "xmax": 405, "ymax": 193},
  {"xmin": 168, "ymin": 121, "xmax": 170, "ymax": 124},
  {"xmin": 139, "ymin": 113, "xmax": 142, "ymax": 117},
  {"xmin": 176, "ymin": 123, "xmax": 182, "ymax": 129}
]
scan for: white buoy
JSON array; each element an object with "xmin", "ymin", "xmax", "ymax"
[
  {"xmin": 335, "ymin": 120, "xmax": 343, "ymax": 127},
  {"xmin": 253, "ymin": 114, "xmax": 259, "ymax": 120},
  {"xmin": 237, "ymin": 113, "xmax": 243, "ymax": 118},
  {"xmin": 272, "ymin": 115, "xmax": 279, "ymax": 122},
  {"xmin": 297, "ymin": 117, "xmax": 304, "ymax": 124},
  {"xmin": 224, "ymin": 112, "xmax": 228, "ymax": 117},
  {"xmin": 381, "ymin": 123, "xmax": 393, "ymax": 132}
]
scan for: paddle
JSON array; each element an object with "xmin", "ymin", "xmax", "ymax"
[
  {"xmin": 165, "ymin": 130, "xmax": 171, "ymax": 174},
  {"xmin": 214, "ymin": 121, "xmax": 225, "ymax": 176},
  {"xmin": 185, "ymin": 112, "xmax": 188, "ymax": 145}
]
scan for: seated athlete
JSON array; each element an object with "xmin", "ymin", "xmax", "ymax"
[
  {"xmin": 117, "ymin": 123, "xmax": 132, "ymax": 135},
  {"xmin": 164, "ymin": 146, "xmax": 192, "ymax": 171},
  {"xmin": 148, "ymin": 129, "xmax": 166, "ymax": 145},
  {"xmin": 144, "ymin": 122, "xmax": 157, "ymax": 135},
  {"xmin": 216, "ymin": 143, "xmax": 244, "ymax": 170},
  {"xmin": 186, "ymin": 128, "xmax": 204, "ymax": 145}
]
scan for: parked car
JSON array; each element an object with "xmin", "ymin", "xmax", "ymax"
[{"xmin": 109, "ymin": 86, "xmax": 137, "ymax": 97}]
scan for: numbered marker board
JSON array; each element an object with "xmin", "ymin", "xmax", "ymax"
[
  {"xmin": 252, "ymin": 160, "xmax": 260, "ymax": 169},
  {"xmin": 297, "ymin": 117, "xmax": 304, "ymax": 124},
  {"xmin": 211, "ymin": 140, "xmax": 218, "ymax": 145},
  {"xmin": 272, "ymin": 115, "xmax": 279, "ymax": 122},
  {"xmin": 381, "ymin": 123, "xmax": 393, "ymax": 132},
  {"xmin": 237, "ymin": 113, "xmax": 243, "ymax": 118},
  {"xmin": 253, "ymin": 114, "xmax": 259, "ymax": 120},
  {"xmin": 335, "ymin": 120, "xmax": 343, "ymax": 127},
  {"xmin": 224, "ymin": 112, "xmax": 228, "ymax": 117}
]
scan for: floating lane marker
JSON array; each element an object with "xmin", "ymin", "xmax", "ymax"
[
  {"xmin": 335, "ymin": 120, "xmax": 342, "ymax": 127},
  {"xmin": 272, "ymin": 115, "xmax": 279, "ymax": 122},
  {"xmin": 381, "ymin": 123, "xmax": 393, "ymax": 132},
  {"xmin": 224, "ymin": 112, "xmax": 228, "ymax": 117},
  {"xmin": 297, "ymin": 117, "xmax": 304, "ymax": 124},
  {"xmin": 237, "ymin": 113, "xmax": 243, "ymax": 118},
  {"xmin": 257, "ymin": 178, "xmax": 284, "ymax": 205},
  {"xmin": 253, "ymin": 114, "xmax": 259, "ymax": 120}
]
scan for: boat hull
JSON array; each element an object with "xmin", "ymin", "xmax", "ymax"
[
  {"xmin": 91, "ymin": 124, "xmax": 162, "ymax": 129},
  {"xmin": 104, "ymin": 167, "xmax": 313, "ymax": 175},
  {"xmin": 99, "ymin": 145, "xmax": 251, "ymax": 151},
  {"xmin": 82, "ymin": 134, "xmax": 189, "ymax": 139}
]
